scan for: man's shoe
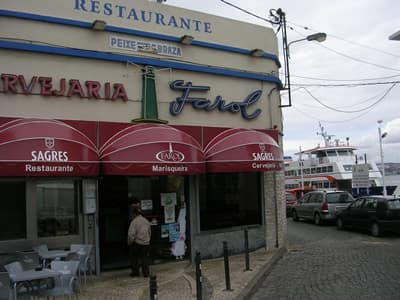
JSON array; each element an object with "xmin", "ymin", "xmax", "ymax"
[{"xmin": 130, "ymin": 273, "xmax": 139, "ymax": 277}]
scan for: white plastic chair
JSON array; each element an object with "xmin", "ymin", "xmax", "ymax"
[
  {"xmin": 3, "ymin": 262, "xmax": 24, "ymax": 275},
  {"xmin": 0, "ymin": 271, "xmax": 12, "ymax": 300},
  {"xmin": 3, "ymin": 262, "xmax": 30, "ymax": 300},
  {"xmin": 39, "ymin": 261, "xmax": 80, "ymax": 300},
  {"xmin": 70, "ymin": 244, "xmax": 92, "ymax": 286}
]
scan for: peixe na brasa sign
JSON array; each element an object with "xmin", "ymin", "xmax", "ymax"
[{"xmin": 0, "ymin": 73, "xmax": 128, "ymax": 101}]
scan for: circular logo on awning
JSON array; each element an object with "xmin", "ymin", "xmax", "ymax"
[{"xmin": 156, "ymin": 143, "xmax": 185, "ymax": 162}]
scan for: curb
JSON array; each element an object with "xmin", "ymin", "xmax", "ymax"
[{"xmin": 237, "ymin": 247, "xmax": 287, "ymax": 300}]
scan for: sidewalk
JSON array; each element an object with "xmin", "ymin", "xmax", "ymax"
[{"xmin": 79, "ymin": 247, "xmax": 286, "ymax": 300}]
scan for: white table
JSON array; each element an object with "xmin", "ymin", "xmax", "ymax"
[
  {"xmin": 39, "ymin": 250, "xmax": 75, "ymax": 267},
  {"xmin": 10, "ymin": 269, "xmax": 59, "ymax": 300}
]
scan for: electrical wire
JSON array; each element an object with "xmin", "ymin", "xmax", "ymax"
[
  {"xmin": 287, "ymin": 27, "xmax": 400, "ymax": 72},
  {"xmin": 287, "ymin": 21, "xmax": 400, "ymax": 59},
  {"xmin": 284, "ymin": 73, "xmax": 400, "ymax": 82},
  {"xmin": 219, "ymin": 0, "xmax": 275, "ymax": 24},
  {"xmin": 291, "ymin": 81, "xmax": 400, "ymax": 87},
  {"xmin": 289, "ymin": 104, "xmax": 379, "ymax": 123},
  {"xmin": 299, "ymin": 84, "xmax": 397, "ymax": 113}
]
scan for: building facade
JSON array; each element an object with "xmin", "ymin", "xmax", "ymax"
[{"xmin": 0, "ymin": 0, "xmax": 287, "ymax": 272}]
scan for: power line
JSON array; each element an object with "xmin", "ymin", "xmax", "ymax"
[
  {"xmin": 285, "ymin": 73, "xmax": 400, "ymax": 82},
  {"xmin": 290, "ymin": 104, "xmax": 378, "ymax": 123},
  {"xmin": 219, "ymin": 0, "xmax": 274, "ymax": 24},
  {"xmin": 288, "ymin": 27, "xmax": 400, "ymax": 72},
  {"xmin": 287, "ymin": 21, "xmax": 400, "ymax": 59},
  {"xmin": 291, "ymin": 81, "xmax": 400, "ymax": 87},
  {"xmin": 314, "ymin": 42, "xmax": 400, "ymax": 72},
  {"xmin": 299, "ymin": 84, "xmax": 397, "ymax": 113}
]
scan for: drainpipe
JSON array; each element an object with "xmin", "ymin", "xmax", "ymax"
[{"xmin": 273, "ymin": 173, "xmax": 279, "ymax": 248}]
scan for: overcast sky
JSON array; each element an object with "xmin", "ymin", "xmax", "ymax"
[{"xmin": 164, "ymin": 0, "xmax": 400, "ymax": 163}]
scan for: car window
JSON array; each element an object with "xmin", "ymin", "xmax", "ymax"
[
  {"xmin": 326, "ymin": 192, "xmax": 354, "ymax": 203},
  {"xmin": 286, "ymin": 193, "xmax": 296, "ymax": 202},
  {"xmin": 351, "ymin": 198, "xmax": 364, "ymax": 208},
  {"xmin": 387, "ymin": 199, "xmax": 400, "ymax": 209},
  {"xmin": 363, "ymin": 198, "xmax": 377, "ymax": 209},
  {"xmin": 309, "ymin": 193, "xmax": 322, "ymax": 203},
  {"xmin": 302, "ymin": 194, "xmax": 311, "ymax": 203}
]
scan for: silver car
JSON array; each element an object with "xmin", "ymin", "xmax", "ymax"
[{"xmin": 292, "ymin": 190, "xmax": 354, "ymax": 225}]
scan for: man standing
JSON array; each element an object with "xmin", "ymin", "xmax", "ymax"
[{"xmin": 127, "ymin": 206, "xmax": 151, "ymax": 277}]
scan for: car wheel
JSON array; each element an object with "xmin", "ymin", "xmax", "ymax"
[
  {"xmin": 336, "ymin": 217, "xmax": 344, "ymax": 230},
  {"xmin": 292, "ymin": 210, "xmax": 299, "ymax": 221},
  {"xmin": 314, "ymin": 213, "xmax": 322, "ymax": 225},
  {"xmin": 370, "ymin": 222, "xmax": 381, "ymax": 237}
]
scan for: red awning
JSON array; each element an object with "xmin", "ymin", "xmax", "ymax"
[
  {"xmin": 0, "ymin": 119, "xmax": 99, "ymax": 176},
  {"xmin": 99, "ymin": 123, "xmax": 205, "ymax": 175},
  {"xmin": 204, "ymin": 128, "xmax": 283, "ymax": 173}
]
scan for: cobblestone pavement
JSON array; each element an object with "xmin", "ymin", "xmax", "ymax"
[{"xmin": 248, "ymin": 219, "xmax": 400, "ymax": 300}]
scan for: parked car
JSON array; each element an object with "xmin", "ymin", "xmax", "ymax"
[
  {"xmin": 292, "ymin": 190, "xmax": 354, "ymax": 225},
  {"xmin": 286, "ymin": 192, "xmax": 297, "ymax": 217},
  {"xmin": 336, "ymin": 195, "xmax": 400, "ymax": 237}
]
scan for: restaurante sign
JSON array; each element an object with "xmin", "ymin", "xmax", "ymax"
[{"xmin": 0, "ymin": 73, "xmax": 128, "ymax": 101}]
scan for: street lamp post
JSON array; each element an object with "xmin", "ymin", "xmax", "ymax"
[
  {"xmin": 280, "ymin": 30, "xmax": 327, "ymax": 107},
  {"xmin": 287, "ymin": 32, "xmax": 327, "ymax": 57},
  {"xmin": 377, "ymin": 120, "xmax": 387, "ymax": 196},
  {"xmin": 299, "ymin": 146, "xmax": 304, "ymax": 189}
]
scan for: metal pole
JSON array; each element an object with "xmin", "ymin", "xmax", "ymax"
[
  {"xmin": 195, "ymin": 252, "xmax": 202, "ymax": 300},
  {"xmin": 149, "ymin": 275, "xmax": 158, "ymax": 300},
  {"xmin": 223, "ymin": 241, "xmax": 231, "ymax": 291},
  {"xmin": 244, "ymin": 229, "xmax": 251, "ymax": 271},
  {"xmin": 378, "ymin": 122, "xmax": 387, "ymax": 196},
  {"xmin": 299, "ymin": 146, "xmax": 304, "ymax": 189}
]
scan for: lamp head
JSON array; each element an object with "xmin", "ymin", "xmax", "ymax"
[
  {"xmin": 306, "ymin": 32, "xmax": 327, "ymax": 42},
  {"xmin": 250, "ymin": 49, "xmax": 264, "ymax": 57},
  {"xmin": 92, "ymin": 20, "xmax": 106, "ymax": 31},
  {"xmin": 180, "ymin": 35, "xmax": 194, "ymax": 45}
]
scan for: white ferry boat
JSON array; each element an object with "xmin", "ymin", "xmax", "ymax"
[{"xmin": 284, "ymin": 124, "xmax": 384, "ymax": 194}]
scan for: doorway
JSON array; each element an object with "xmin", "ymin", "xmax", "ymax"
[{"xmin": 98, "ymin": 175, "xmax": 190, "ymax": 270}]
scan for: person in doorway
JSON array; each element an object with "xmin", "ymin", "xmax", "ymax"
[{"xmin": 127, "ymin": 206, "xmax": 151, "ymax": 277}]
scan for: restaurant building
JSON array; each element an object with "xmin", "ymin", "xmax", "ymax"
[{"xmin": 0, "ymin": 0, "xmax": 287, "ymax": 272}]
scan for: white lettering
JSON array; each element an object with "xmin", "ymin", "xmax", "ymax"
[
  {"xmin": 31, "ymin": 150, "xmax": 69, "ymax": 162},
  {"xmin": 25, "ymin": 164, "xmax": 74, "ymax": 173},
  {"xmin": 109, "ymin": 36, "xmax": 183, "ymax": 58},
  {"xmin": 252, "ymin": 152, "xmax": 274, "ymax": 161},
  {"xmin": 152, "ymin": 165, "xmax": 188, "ymax": 173}
]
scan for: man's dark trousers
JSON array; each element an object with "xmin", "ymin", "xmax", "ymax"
[{"xmin": 130, "ymin": 242, "xmax": 150, "ymax": 277}]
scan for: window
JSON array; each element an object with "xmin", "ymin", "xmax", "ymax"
[
  {"xmin": 199, "ymin": 173, "xmax": 261, "ymax": 230},
  {"xmin": 363, "ymin": 198, "xmax": 377, "ymax": 209},
  {"xmin": 351, "ymin": 198, "xmax": 364, "ymax": 208},
  {"xmin": 343, "ymin": 165, "xmax": 353, "ymax": 171},
  {"xmin": 36, "ymin": 181, "xmax": 79, "ymax": 237},
  {"xmin": 326, "ymin": 192, "xmax": 354, "ymax": 203},
  {"xmin": 0, "ymin": 181, "xmax": 26, "ymax": 240},
  {"xmin": 387, "ymin": 199, "xmax": 400, "ymax": 209}
]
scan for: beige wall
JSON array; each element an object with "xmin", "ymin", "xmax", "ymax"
[
  {"xmin": 1, "ymin": 0, "xmax": 278, "ymax": 54},
  {"xmin": 0, "ymin": 0, "xmax": 283, "ymax": 130}
]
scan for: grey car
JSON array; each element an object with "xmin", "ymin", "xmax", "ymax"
[{"xmin": 292, "ymin": 190, "xmax": 354, "ymax": 225}]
